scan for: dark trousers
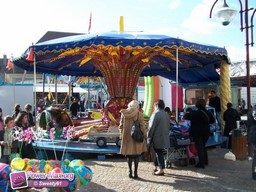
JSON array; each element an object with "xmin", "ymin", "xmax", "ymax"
[
  {"xmin": 228, "ymin": 135, "xmax": 232, "ymax": 149},
  {"xmin": 252, "ymin": 146, "xmax": 256, "ymax": 179},
  {"xmin": 154, "ymin": 148, "xmax": 165, "ymax": 169},
  {"xmin": 194, "ymin": 136, "xmax": 209, "ymax": 166},
  {"xmin": 21, "ymin": 142, "xmax": 36, "ymax": 159},
  {"xmin": 0, "ymin": 155, "xmax": 9, "ymax": 164}
]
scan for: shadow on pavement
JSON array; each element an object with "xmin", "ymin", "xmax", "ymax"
[{"xmin": 85, "ymin": 182, "xmax": 117, "ymax": 192}]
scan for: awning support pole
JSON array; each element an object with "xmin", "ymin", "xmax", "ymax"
[{"xmin": 175, "ymin": 47, "xmax": 179, "ymax": 122}]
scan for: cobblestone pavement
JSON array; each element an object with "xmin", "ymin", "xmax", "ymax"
[
  {"xmin": 17, "ymin": 148, "xmax": 256, "ymax": 192},
  {"xmin": 82, "ymin": 148, "xmax": 256, "ymax": 192}
]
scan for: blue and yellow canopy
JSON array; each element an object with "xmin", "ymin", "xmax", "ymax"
[{"xmin": 13, "ymin": 31, "xmax": 229, "ymax": 86}]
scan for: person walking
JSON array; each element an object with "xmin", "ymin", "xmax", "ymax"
[
  {"xmin": 147, "ymin": 99, "xmax": 170, "ymax": 176},
  {"xmin": 184, "ymin": 99, "xmax": 215, "ymax": 168},
  {"xmin": 223, "ymin": 102, "xmax": 241, "ymax": 149},
  {"xmin": 119, "ymin": 100, "xmax": 147, "ymax": 179}
]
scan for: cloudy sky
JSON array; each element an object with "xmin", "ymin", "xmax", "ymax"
[{"xmin": 0, "ymin": 0, "xmax": 255, "ymax": 62}]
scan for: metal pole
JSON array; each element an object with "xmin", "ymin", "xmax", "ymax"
[
  {"xmin": 54, "ymin": 74, "xmax": 58, "ymax": 104},
  {"xmin": 42, "ymin": 73, "xmax": 45, "ymax": 100},
  {"xmin": 33, "ymin": 53, "xmax": 37, "ymax": 118},
  {"xmin": 68, "ymin": 76, "xmax": 71, "ymax": 109},
  {"xmin": 12, "ymin": 60, "xmax": 16, "ymax": 107},
  {"xmin": 245, "ymin": 0, "xmax": 251, "ymax": 112},
  {"xmin": 175, "ymin": 47, "xmax": 179, "ymax": 122},
  {"xmin": 88, "ymin": 77, "xmax": 90, "ymax": 109}
]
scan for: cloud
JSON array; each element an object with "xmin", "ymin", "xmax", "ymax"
[
  {"xmin": 227, "ymin": 46, "xmax": 256, "ymax": 62},
  {"xmin": 226, "ymin": 46, "xmax": 245, "ymax": 62},
  {"xmin": 181, "ymin": 0, "xmax": 220, "ymax": 36},
  {"xmin": 168, "ymin": 0, "xmax": 181, "ymax": 10},
  {"xmin": 180, "ymin": 0, "xmax": 241, "ymax": 37}
]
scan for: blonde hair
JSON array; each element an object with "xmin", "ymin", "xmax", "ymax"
[{"xmin": 128, "ymin": 100, "xmax": 139, "ymax": 109}]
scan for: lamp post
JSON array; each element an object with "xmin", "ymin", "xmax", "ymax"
[
  {"xmin": 210, "ymin": 0, "xmax": 256, "ymax": 180},
  {"xmin": 210, "ymin": 0, "xmax": 256, "ymax": 112}
]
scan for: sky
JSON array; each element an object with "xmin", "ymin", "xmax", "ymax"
[{"xmin": 0, "ymin": 0, "xmax": 256, "ymax": 62}]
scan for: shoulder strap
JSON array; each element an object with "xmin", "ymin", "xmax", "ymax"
[
  {"xmin": 133, "ymin": 112, "xmax": 140, "ymax": 123},
  {"xmin": 200, "ymin": 110, "xmax": 209, "ymax": 122}
]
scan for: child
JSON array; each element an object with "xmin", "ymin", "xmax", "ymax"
[{"xmin": 0, "ymin": 116, "xmax": 17, "ymax": 163}]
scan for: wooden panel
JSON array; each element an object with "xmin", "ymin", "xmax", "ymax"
[{"xmin": 232, "ymin": 135, "xmax": 247, "ymax": 160}]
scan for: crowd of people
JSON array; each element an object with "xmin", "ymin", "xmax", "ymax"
[
  {"xmin": 0, "ymin": 95, "xmax": 103, "ymax": 164},
  {"xmin": 0, "ymin": 103, "xmax": 37, "ymax": 164},
  {"xmin": 119, "ymin": 99, "xmax": 171, "ymax": 178},
  {"xmin": 118, "ymin": 98, "xmax": 219, "ymax": 179},
  {"xmin": 0, "ymin": 90, "xmax": 249, "ymax": 179},
  {"xmin": 118, "ymin": 90, "xmax": 248, "ymax": 178}
]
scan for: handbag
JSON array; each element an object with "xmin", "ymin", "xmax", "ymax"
[
  {"xmin": 142, "ymin": 145, "xmax": 156, "ymax": 162},
  {"xmin": 131, "ymin": 113, "xmax": 144, "ymax": 142}
]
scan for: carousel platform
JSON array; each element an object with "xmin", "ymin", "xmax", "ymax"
[
  {"xmin": 32, "ymin": 133, "xmax": 227, "ymax": 161},
  {"xmin": 32, "ymin": 139, "xmax": 120, "ymax": 160}
]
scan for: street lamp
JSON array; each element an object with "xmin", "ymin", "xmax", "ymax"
[{"xmin": 210, "ymin": 0, "xmax": 256, "ymax": 112}]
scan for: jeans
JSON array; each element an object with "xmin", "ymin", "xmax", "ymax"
[{"xmin": 154, "ymin": 148, "xmax": 165, "ymax": 169}]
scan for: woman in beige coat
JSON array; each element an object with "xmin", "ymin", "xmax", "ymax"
[{"xmin": 119, "ymin": 100, "xmax": 147, "ymax": 179}]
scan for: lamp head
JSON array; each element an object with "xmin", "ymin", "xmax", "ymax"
[{"xmin": 215, "ymin": 1, "xmax": 237, "ymax": 26}]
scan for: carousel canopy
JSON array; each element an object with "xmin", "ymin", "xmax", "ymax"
[{"xmin": 13, "ymin": 31, "xmax": 229, "ymax": 84}]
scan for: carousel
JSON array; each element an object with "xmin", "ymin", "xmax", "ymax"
[
  {"xmin": 12, "ymin": 31, "xmax": 230, "ymax": 155},
  {"xmin": 0, "ymin": 30, "xmax": 229, "ymax": 191}
]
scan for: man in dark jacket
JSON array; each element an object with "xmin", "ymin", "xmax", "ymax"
[
  {"xmin": 184, "ymin": 99, "xmax": 215, "ymax": 168},
  {"xmin": 223, "ymin": 102, "xmax": 240, "ymax": 149},
  {"xmin": 70, "ymin": 98, "xmax": 80, "ymax": 118},
  {"xmin": 209, "ymin": 90, "xmax": 221, "ymax": 131}
]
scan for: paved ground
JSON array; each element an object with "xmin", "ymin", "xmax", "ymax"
[
  {"xmin": 16, "ymin": 148, "xmax": 256, "ymax": 192},
  {"xmin": 81, "ymin": 148, "xmax": 256, "ymax": 192}
]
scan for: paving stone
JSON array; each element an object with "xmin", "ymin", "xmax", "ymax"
[{"xmin": 16, "ymin": 148, "xmax": 256, "ymax": 192}]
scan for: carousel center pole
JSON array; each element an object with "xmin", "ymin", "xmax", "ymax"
[{"xmin": 119, "ymin": 16, "xmax": 124, "ymax": 32}]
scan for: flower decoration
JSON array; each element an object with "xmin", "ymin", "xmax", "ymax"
[
  {"xmin": 62, "ymin": 126, "xmax": 69, "ymax": 139},
  {"xmin": 66, "ymin": 126, "xmax": 75, "ymax": 140},
  {"xmin": 23, "ymin": 128, "xmax": 34, "ymax": 144},
  {"xmin": 50, "ymin": 128, "xmax": 55, "ymax": 140},
  {"xmin": 34, "ymin": 127, "xmax": 47, "ymax": 141},
  {"xmin": 12, "ymin": 126, "xmax": 23, "ymax": 141},
  {"xmin": 18, "ymin": 131, "xmax": 25, "ymax": 142},
  {"xmin": 63, "ymin": 125, "xmax": 75, "ymax": 140}
]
